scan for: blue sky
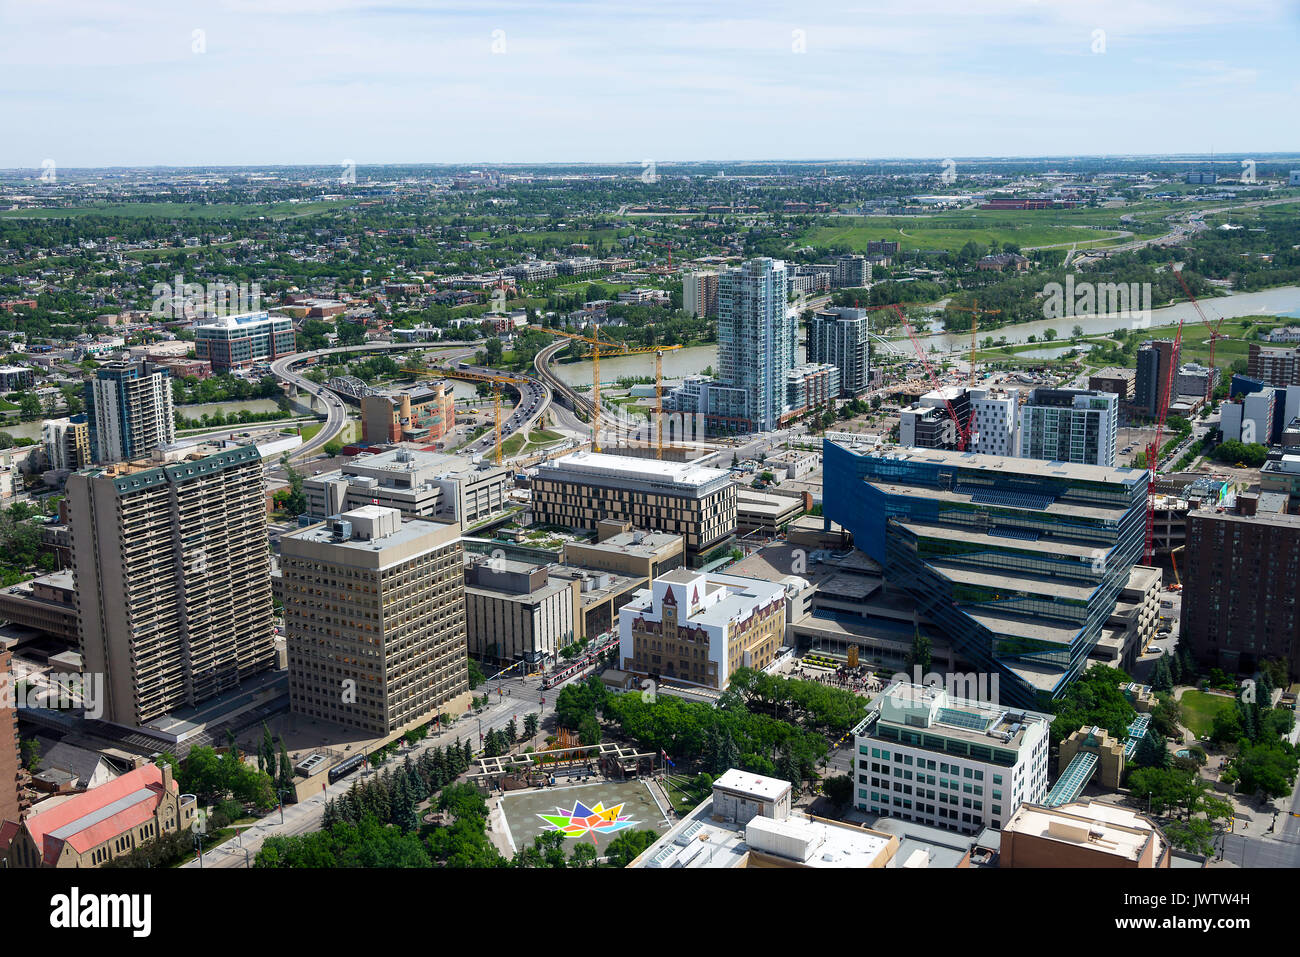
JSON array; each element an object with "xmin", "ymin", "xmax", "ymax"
[{"xmin": 1, "ymin": 0, "xmax": 1297, "ymax": 168}]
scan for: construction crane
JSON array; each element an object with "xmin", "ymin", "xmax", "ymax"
[
  {"xmin": 940, "ymin": 299, "xmax": 1001, "ymax": 386},
  {"xmin": 647, "ymin": 240, "xmax": 674, "ymax": 270},
  {"xmin": 869, "ymin": 303, "xmax": 972, "ymax": 451},
  {"xmin": 1142, "ymin": 267, "xmax": 1191, "ymax": 565},
  {"xmin": 1168, "ymin": 544, "xmax": 1184, "ymax": 592},
  {"xmin": 1171, "ymin": 267, "xmax": 1226, "ymax": 405},
  {"xmin": 528, "ymin": 325, "xmax": 679, "ymax": 452},
  {"xmin": 400, "ymin": 365, "xmax": 531, "ymax": 466}
]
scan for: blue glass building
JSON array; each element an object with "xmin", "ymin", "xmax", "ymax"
[{"xmin": 823, "ymin": 439, "xmax": 1149, "ymax": 708}]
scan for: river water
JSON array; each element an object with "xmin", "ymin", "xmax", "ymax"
[{"xmin": 903, "ymin": 284, "xmax": 1300, "ymax": 352}]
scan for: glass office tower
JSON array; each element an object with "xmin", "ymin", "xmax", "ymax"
[{"xmin": 823, "ymin": 439, "xmax": 1148, "ymax": 708}]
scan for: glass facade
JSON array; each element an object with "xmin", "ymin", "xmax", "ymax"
[{"xmin": 824, "ymin": 440, "xmax": 1148, "ymax": 708}]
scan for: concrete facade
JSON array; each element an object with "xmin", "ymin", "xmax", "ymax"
[
  {"xmin": 281, "ymin": 507, "xmax": 469, "ymax": 735},
  {"xmin": 67, "ymin": 445, "xmax": 276, "ymax": 727}
]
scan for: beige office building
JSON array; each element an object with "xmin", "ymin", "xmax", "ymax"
[
  {"xmin": 563, "ymin": 523, "xmax": 685, "ymax": 581},
  {"xmin": 281, "ymin": 506, "xmax": 469, "ymax": 735},
  {"xmin": 531, "ymin": 451, "xmax": 737, "ymax": 564},
  {"xmin": 67, "ymin": 445, "xmax": 276, "ymax": 727},
  {"xmin": 305, "ymin": 447, "xmax": 510, "ymax": 530},
  {"xmin": 463, "ymin": 558, "xmax": 580, "ymax": 665}
]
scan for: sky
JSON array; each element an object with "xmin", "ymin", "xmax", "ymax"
[{"xmin": 1, "ymin": 0, "xmax": 1298, "ymax": 169}]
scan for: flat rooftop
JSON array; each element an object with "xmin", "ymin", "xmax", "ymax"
[
  {"xmin": 835, "ymin": 442, "xmax": 1146, "ymax": 487},
  {"xmin": 867, "ymin": 480, "xmax": 1124, "ymax": 523},
  {"xmin": 1003, "ymin": 800, "xmax": 1165, "ymax": 863},
  {"xmin": 896, "ymin": 520, "xmax": 1102, "ymax": 559},
  {"xmin": 571, "ymin": 530, "xmax": 682, "ymax": 556},
  {"xmin": 713, "ymin": 768, "xmax": 790, "ymax": 802},
  {"xmin": 285, "ymin": 516, "xmax": 453, "ymax": 553},
  {"xmin": 542, "ymin": 450, "xmax": 732, "ymax": 489}
]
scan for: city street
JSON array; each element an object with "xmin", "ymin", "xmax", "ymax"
[{"xmin": 183, "ymin": 669, "xmax": 558, "ymax": 868}]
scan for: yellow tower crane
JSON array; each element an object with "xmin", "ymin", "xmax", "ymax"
[{"xmin": 527, "ymin": 326, "xmax": 680, "ymax": 453}]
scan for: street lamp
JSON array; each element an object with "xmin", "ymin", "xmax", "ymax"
[{"xmin": 277, "ymin": 789, "xmax": 292, "ymax": 825}]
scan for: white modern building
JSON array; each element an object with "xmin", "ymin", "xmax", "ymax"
[
  {"xmin": 853, "ymin": 681, "xmax": 1051, "ymax": 836},
  {"xmin": 192, "ymin": 311, "xmax": 295, "ymax": 370},
  {"xmin": 898, "ymin": 386, "xmax": 1019, "ymax": 455},
  {"xmin": 303, "ymin": 447, "xmax": 511, "ymax": 528},
  {"xmin": 1018, "ymin": 388, "xmax": 1118, "ymax": 468},
  {"xmin": 969, "ymin": 388, "xmax": 1020, "ymax": 457},
  {"xmin": 1221, "ymin": 389, "xmax": 1277, "ymax": 445}
]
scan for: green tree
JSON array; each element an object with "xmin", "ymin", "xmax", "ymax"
[
  {"xmin": 603, "ymin": 829, "xmax": 660, "ymax": 867},
  {"xmin": 823, "ymin": 774, "xmax": 854, "ymax": 807},
  {"xmin": 1151, "ymin": 654, "xmax": 1173, "ymax": 693},
  {"xmin": 905, "ymin": 627, "xmax": 932, "ymax": 672},
  {"xmin": 20, "ymin": 738, "xmax": 41, "ymax": 772},
  {"xmin": 1133, "ymin": 731, "xmax": 1170, "ymax": 770},
  {"xmin": 1231, "ymin": 742, "xmax": 1299, "ymax": 799}
]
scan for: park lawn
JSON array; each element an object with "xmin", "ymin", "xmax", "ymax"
[
  {"xmin": 500, "ymin": 433, "xmax": 527, "ymax": 456},
  {"xmin": 1084, "ymin": 315, "xmax": 1287, "ymax": 373},
  {"xmin": 1179, "ymin": 689, "xmax": 1238, "ymax": 738},
  {"xmin": 800, "ymin": 213, "xmax": 1128, "ymax": 254}
]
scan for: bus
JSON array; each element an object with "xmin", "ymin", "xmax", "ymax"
[{"xmin": 328, "ymin": 752, "xmax": 366, "ymax": 784}]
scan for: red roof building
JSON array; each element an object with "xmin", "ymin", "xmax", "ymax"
[{"xmin": 0, "ymin": 760, "xmax": 196, "ymax": 867}]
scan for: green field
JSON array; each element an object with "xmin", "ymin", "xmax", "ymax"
[
  {"xmin": 1179, "ymin": 690, "xmax": 1237, "ymax": 738},
  {"xmin": 502, "ymin": 427, "xmax": 566, "ymax": 457},
  {"xmin": 802, "ymin": 215, "xmax": 1128, "ymax": 253},
  {"xmin": 0, "ymin": 200, "xmax": 354, "ymax": 220}
]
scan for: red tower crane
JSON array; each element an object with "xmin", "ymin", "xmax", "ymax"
[
  {"xmin": 647, "ymin": 240, "xmax": 674, "ymax": 269},
  {"xmin": 1171, "ymin": 267, "xmax": 1226, "ymax": 404},
  {"xmin": 870, "ymin": 303, "xmax": 971, "ymax": 451}
]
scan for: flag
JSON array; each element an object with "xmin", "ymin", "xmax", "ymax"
[{"xmin": 661, "ymin": 749, "xmax": 675, "ymax": 768}]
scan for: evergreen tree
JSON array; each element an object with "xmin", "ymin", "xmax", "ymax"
[
  {"xmin": 1179, "ymin": 645, "xmax": 1196, "ymax": 681},
  {"xmin": 1133, "ymin": 731, "xmax": 1169, "ymax": 769},
  {"xmin": 1151, "ymin": 654, "xmax": 1173, "ymax": 693},
  {"xmin": 277, "ymin": 741, "xmax": 294, "ymax": 795},
  {"xmin": 260, "ymin": 723, "xmax": 276, "ymax": 776},
  {"xmin": 1239, "ymin": 697, "xmax": 1258, "ymax": 741},
  {"xmin": 1168, "ymin": 651, "xmax": 1183, "ymax": 685},
  {"xmin": 506, "ymin": 717, "xmax": 518, "ymax": 743},
  {"xmin": 905, "ymin": 627, "xmax": 932, "ymax": 672},
  {"xmin": 1257, "ymin": 670, "xmax": 1275, "ymax": 708}
]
